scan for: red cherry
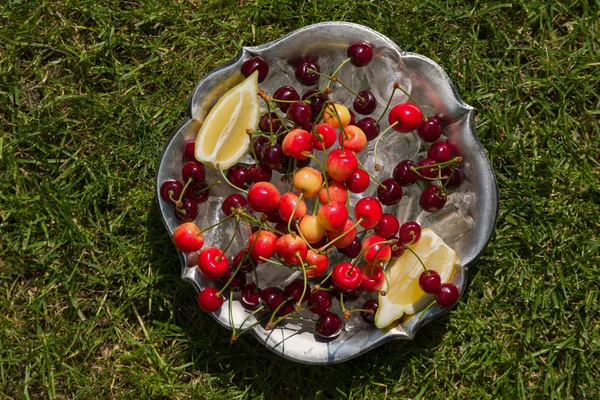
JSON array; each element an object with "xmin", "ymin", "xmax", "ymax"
[
  {"xmin": 332, "ymin": 262, "xmax": 363, "ymax": 291},
  {"xmin": 388, "ymin": 103, "xmax": 423, "ymax": 133},
  {"xmin": 317, "ymin": 201, "xmax": 348, "ymax": 231},
  {"xmin": 312, "ymin": 123, "xmax": 337, "ymax": 150},
  {"xmin": 362, "ymin": 235, "xmax": 391, "ymax": 266},
  {"xmin": 247, "ymin": 182, "xmax": 281, "ymax": 213},
  {"xmin": 326, "ymin": 218, "xmax": 357, "ymax": 249},
  {"xmin": 304, "ymin": 250, "xmax": 329, "ymax": 278},
  {"xmin": 375, "ymin": 214, "xmax": 400, "ymax": 239},
  {"xmin": 347, "ymin": 169, "xmax": 370, "ymax": 193},
  {"xmin": 198, "ymin": 247, "xmax": 229, "ymax": 279},
  {"xmin": 354, "ymin": 197, "xmax": 383, "ymax": 229},
  {"xmin": 248, "ymin": 230, "xmax": 278, "ymax": 263},
  {"xmin": 399, "ymin": 221, "xmax": 422, "ymax": 244},
  {"xmin": 326, "ymin": 148, "xmax": 358, "ymax": 182},
  {"xmin": 197, "ymin": 287, "xmax": 224, "ymax": 312},
  {"xmin": 376, "ymin": 178, "xmax": 403, "ymax": 205},
  {"xmin": 360, "ymin": 265, "xmax": 385, "ymax": 292},
  {"xmin": 435, "ymin": 283, "xmax": 460, "ymax": 308},
  {"xmin": 275, "ymin": 234, "xmax": 308, "ymax": 265},
  {"xmin": 260, "ymin": 287, "xmax": 286, "ymax": 311},
  {"xmin": 338, "ymin": 237, "xmax": 362, "ymax": 258},
  {"xmin": 173, "ymin": 222, "xmax": 204, "ymax": 252},
  {"xmin": 419, "ymin": 270, "xmax": 441, "ymax": 294}
]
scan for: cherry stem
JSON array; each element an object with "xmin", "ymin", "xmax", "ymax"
[
  {"xmin": 393, "ymin": 83, "xmax": 425, "ymax": 121},
  {"xmin": 418, "ymin": 301, "xmax": 436, "ymax": 320},
  {"xmin": 355, "ymin": 156, "xmax": 385, "ymax": 188},
  {"xmin": 294, "ymin": 223, "xmax": 317, "ymax": 252},
  {"xmin": 261, "ymin": 92, "xmax": 289, "ymax": 143},
  {"xmin": 340, "ymin": 292, "xmax": 346, "ymax": 313},
  {"xmin": 326, "ymin": 104, "xmax": 348, "ymax": 153},
  {"xmin": 217, "ymin": 164, "xmax": 249, "ymax": 194},
  {"xmin": 302, "ymin": 152, "xmax": 330, "ymax": 204},
  {"xmin": 178, "ymin": 177, "xmax": 194, "ymax": 203},
  {"xmin": 325, "ymin": 57, "xmax": 352, "ymax": 90},
  {"xmin": 258, "ymin": 256, "xmax": 286, "ymax": 267},
  {"xmin": 268, "ymin": 295, "xmax": 295, "ymax": 325},
  {"xmin": 315, "ymin": 270, "xmax": 334, "ymax": 292},
  {"xmin": 372, "ymin": 121, "xmax": 398, "ymax": 172},
  {"xmin": 217, "ymin": 218, "xmax": 239, "ymax": 261},
  {"xmin": 200, "ymin": 211, "xmax": 236, "ymax": 233},
  {"xmin": 312, "ymin": 68, "xmax": 364, "ymax": 101},
  {"xmin": 352, "ymin": 239, "xmax": 394, "ymax": 268},
  {"xmin": 403, "ymin": 244, "xmax": 428, "ymax": 274},
  {"xmin": 286, "ymin": 192, "xmax": 304, "ymax": 235},
  {"xmin": 231, "ymin": 305, "xmax": 266, "ymax": 342},
  {"xmin": 318, "ymin": 217, "xmax": 363, "ymax": 252},
  {"xmin": 376, "ymin": 83, "xmax": 399, "ymax": 125},
  {"xmin": 297, "ymin": 255, "xmax": 309, "ymax": 308}
]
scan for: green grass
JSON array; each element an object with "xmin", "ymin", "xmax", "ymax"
[{"xmin": 1, "ymin": 0, "xmax": 599, "ymax": 398}]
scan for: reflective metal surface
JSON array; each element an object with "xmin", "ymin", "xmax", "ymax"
[{"xmin": 156, "ymin": 22, "xmax": 498, "ymax": 364}]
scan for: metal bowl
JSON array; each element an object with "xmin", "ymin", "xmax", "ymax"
[{"xmin": 156, "ymin": 22, "xmax": 498, "ymax": 364}]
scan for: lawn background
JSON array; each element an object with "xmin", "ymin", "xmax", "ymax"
[{"xmin": 1, "ymin": 0, "xmax": 599, "ymax": 398}]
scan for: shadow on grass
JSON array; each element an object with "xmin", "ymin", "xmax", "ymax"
[{"xmin": 144, "ymin": 199, "xmax": 452, "ymax": 398}]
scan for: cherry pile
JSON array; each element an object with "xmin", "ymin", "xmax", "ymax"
[{"xmin": 160, "ymin": 41, "xmax": 463, "ymax": 341}]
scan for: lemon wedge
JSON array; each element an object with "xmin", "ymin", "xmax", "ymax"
[
  {"xmin": 375, "ymin": 228, "xmax": 456, "ymax": 329},
  {"xmin": 195, "ymin": 71, "xmax": 260, "ymax": 169}
]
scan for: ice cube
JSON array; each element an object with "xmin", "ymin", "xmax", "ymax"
[
  {"xmin": 416, "ymin": 201, "xmax": 474, "ymax": 245},
  {"xmin": 261, "ymin": 59, "xmax": 301, "ymax": 98},
  {"xmin": 364, "ymin": 47, "xmax": 412, "ymax": 108}
]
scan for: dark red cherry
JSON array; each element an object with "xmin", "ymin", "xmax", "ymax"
[
  {"xmin": 347, "ymin": 42, "xmax": 373, "ymax": 67},
  {"xmin": 443, "ymin": 166, "xmax": 463, "ymax": 189},
  {"xmin": 183, "ymin": 182, "xmax": 209, "ymax": 204},
  {"xmin": 338, "ymin": 238, "xmax": 362, "ymax": 258},
  {"xmin": 302, "ymin": 89, "xmax": 328, "ymax": 118},
  {"xmin": 375, "ymin": 213, "xmax": 400, "ymax": 239},
  {"xmin": 295, "ymin": 61, "xmax": 320, "ymax": 86},
  {"xmin": 393, "ymin": 160, "xmax": 418, "ymax": 186},
  {"xmin": 252, "ymin": 137, "xmax": 269, "ymax": 161},
  {"xmin": 260, "ymin": 287, "xmax": 286, "ymax": 311},
  {"xmin": 220, "ymin": 267, "xmax": 247, "ymax": 291},
  {"xmin": 184, "ymin": 141, "xmax": 195, "ymax": 161},
  {"xmin": 417, "ymin": 116, "xmax": 443, "ymax": 142},
  {"xmin": 361, "ymin": 299, "xmax": 378, "ymax": 324},
  {"xmin": 399, "ymin": 221, "xmax": 421, "ymax": 244},
  {"xmin": 377, "ymin": 179, "xmax": 403, "ymax": 205},
  {"xmin": 390, "ymin": 237, "xmax": 405, "ymax": 258},
  {"xmin": 286, "ymin": 101, "xmax": 312, "ymax": 125},
  {"xmin": 284, "ymin": 279, "xmax": 309, "ymax": 303},
  {"xmin": 333, "ymin": 288, "xmax": 361, "ymax": 303},
  {"xmin": 420, "ymin": 185, "xmax": 447, "ymax": 212},
  {"xmin": 182, "ymin": 160, "xmax": 206, "ymax": 184},
  {"xmin": 261, "ymin": 145, "xmax": 285, "ymax": 170},
  {"xmin": 419, "ymin": 270, "xmax": 441, "ymax": 294},
  {"xmin": 174, "ymin": 198, "xmax": 198, "ymax": 222},
  {"xmin": 315, "ymin": 312, "xmax": 343, "ymax": 338},
  {"xmin": 259, "ymin": 112, "xmax": 282, "ymax": 133},
  {"xmin": 227, "ymin": 164, "xmax": 251, "ymax": 189},
  {"xmin": 353, "ymin": 90, "xmax": 377, "ymax": 115},
  {"xmin": 435, "ymin": 283, "xmax": 460, "ymax": 308},
  {"xmin": 241, "ymin": 56, "xmax": 269, "ymax": 83},
  {"xmin": 241, "ymin": 283, "xmax": 261, "ymax": 309},
  {"xmin": 221, "ymin": 193, "xmax": 247, "ymax": 216},
  {"xmin": 307, "ymin": 290, "xmax": 332, "ymax": 315},
  {"xmin": 249, "ymin": 164, "xmax": 272, "ymax": 183},
  {"xmin": 355, "ymin": 117, "xmax": 380, "ymax": 141},
  {"xmin": 348, "ymin": 109, "xmax": 356, "ymax": 126},
  {"xmin": 416, "ymin": 158, "xmax": 438, "ymax": 181},
  {"xmin": 273, "ymin": 86, "xmax": 300, "ymax": 112},
  {"xmin": 233, "ymin": 250, "xmax": 256, "ymax": 273},
  {"xmin": 160, "ymin": 180, "xmax": 184, "ymax": 203},
  {"xmin": 428, "ymin": 141, "xmax": 452, "ymax": 162}
]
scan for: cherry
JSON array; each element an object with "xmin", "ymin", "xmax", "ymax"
[
  {"xmin": 304, "ymin": 250, "xmax": 329, "ymax": 278},
  {"xmin": 252, "ymin": 137, "xmax": 269, "ymax": 161},
  {"xmin": 388, "ymin": 103, "xmax": 423, "ymax": 133},
  {"xmin": 241, "ymin": 283, "xmax": 261, "ymax": 309},
  {"xmin": 360, "ymin": 299, "xmax": 378, "ymax": 324},
  {"xmin": 416, "ymin": 158, "xmax": 438, "ymax": 181},
  {"xmin": 278, "ymin": 192, "xmax": 307, "ymax": 222},
  {"xmin": 197, "ymin": 287, "xmax": 224, "ymax": 312},
  {"xmin": 233, "ymin": 250, "xmax": 256, "ymax": 273},
  {"xmin": 444, "ymin": 166, "xmax": 463, "ymax": 189},
  {"xmin": 338, "ymin": 238, "xmax": 362, "ymax": 258},
  {"xmin": 435, "ymin": 283, "xmax": 460, "ymax": 308},
  {"xmin": 284, "ymin": 279, "xmax": 309, "ymax": 303},
  {"xmin": 278, "ymin": 300, "xmax": 296, "ymax": 317},
  {"xmin": 183, "ymin": 141, "xmax": 196, "ymax": 161},
  {"xmin": 286, "ymin": 101, "xmax": 312, "ymax": 125},
  {"xmin": 362, "ymin": 235, "xmax": 391, "ymax": 267},
  {"xmin": 355, "ymin": 117, "xmax": 380, "ymax": 141},
  {"xmin": 220, "ymin": 266, "xmax": 247, "ymax": 291},
  {"xmin": 174, "ymin": 198, "xmax": 198, "ymax": 222},
  {"xmin": 184, "ymin": 182, "xmax": 209, "ymax": 204},
  {"xmin": 295, "ymin": 61, "xmax": 320, "ymax": 86},
  {"xmin": 332, "ymin": 262, "xmax": 363, "ymax": 291},
  {"xmin": 332, "ymin": 288, "xmax": 361, "ymax": 303},
  {"xmin": 417, "ymin": 116, "xmax": 442, "ymax": 142},
  {"xmin": 275, "ymin": 234, "xmax": 308, "ymax": 265},
  {"xmin": 160, "ymin": 180, "xmax": 184, "ymax": 203},
  {"xmin": 339, "ymin": 125, "xmax": 367, "ymax": 153},
  {"xmin": 347, "ymin": 42, "xmax": 373, "ymax": 67},
  {"xmin": 273, "ymin": 86, "xmax": 300, "ymax": 112},
  {"xmin": 318, "ymin": 181, "xmax": 347, "ymax": 205},
  {"xmin": 263, "ymin": 208, "xmax": 283, "ymax": 223},
  {"xmin": 307, "ymin": 290, "xmax": 332, "ymax": 315},
  {"xmin": 419, "ymin": 270, "xmax": 441, "ymax": 294},
  {"xmin": 173, "ymin": 222, "xmax": 204, "ymax": 252},
  {"xmin": 347, "ymin": 169, "xmax": 370, "ymax": 193},
  {"xmin": 377, "ymin": 178, "xmax": 403, "ymax": 205},
  {"xmin": 241, "ymin": 56, "xmax": 269, "ymax": 83},
  {"xmin": 298, "ymin": 215, "xmax": 326, "ymax": 244},
  {"xmin": 248, "ymin": 229, "xmax": 278, "ymax": 262},
  {"xmin": 353, "ymin": 90, "xmax": 377, "ymax": 115},
  {"xmin": 360, "ymin": 265, "xmax": 385, "ymax": 292},
  {"xmin": 326, "ymin": 219, "xmax": 357, "ymax": 249},
  {"xmin": 428, "ymin": 141, "xmax": 452, "ymax": 163},
  {"xmin": 259, "ymin": 112, "xmax": 283, "ymax": 133},
  {"xmin": 348, "ymin": 110, "xmax": 356, "ymax": 126},
  {"xmin": 293, "ymin": 167, "xmax": 323, "ymax": 198},
  {"xmin": 247, "ymin": 182, "xmax": 281, "ymax": 213},
  {"xmin": 393, "ymin": 160, "xmax": 419, "ymax": 186},
  {"xmin": 420, "ymin": 185, "xmax": 447, "ymax": 212},
  {"xmin": 198, "ymin": 247, "xmax": 229, "ymax": 279},
  {"xmin": 312, "ymin": 123, "xmax": 337, "ymax": 150},
  {"xmin": 317, "ymin": 200, "xmax": 348, "ymax": 231},
  {"xmin": 182, "ymin": 160, "xmax": 206, "ymax": 184},
  {"xmin": 282, "ymin": 129, "xmax": 313, "ymax": 160},
  {"xmin": 324, "ymin": 103, "xmax": 351, "ymax": 128},
  {"xmin": 327, "ymin": 148, "xmax": 358, "ymax": 182},
  {"xmin": 390, "ymin": 237, "xmax": 405, "ymax": 258},
  {"xmin": 221, "ymin": 193, "xmax": 247, "ymax": 216},
  {"xmin": 316, "ymin": 312, "xmax": 343, "ymax": 338},
  {"xmin": 260, "ymin": 287, "xmax": 286, "ymax": 311},
  {"xmin": 227, "ymin": 164, "xmax": 251, "ymax": 189},
  {"xmin": 261, "ymin": 144, "xmax": 285, "ymax": 170},
  {"xmin": 249, "ymin": 164, "xmax": 272, "ymax": 183},
  {"xmin": 375, "ymin": 213, "xmax": 400, "ymax": 239},
  {"xmin": 302, "ymin": 89, "xmax": 328, "ymax": 117},
  {"xmin": 354, "ymin": 197, "xmax": 383, "ymax": 229},
  {"xmin": 399, "ymin": 221, "xmax": 421, "ymax": 244}
]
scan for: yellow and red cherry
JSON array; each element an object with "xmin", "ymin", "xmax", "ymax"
[
  {"xmin": 326, "ymin": 148, "xmax": 358, "ymax": 182},
  {"xmin": 221, "ymin": 193, "xmax": 247, "ymax": 216},
  {"xmin": 417, "ymin": 157, "xmax": 438, "ymax": 181},
  {"xmin": 347, "ymin": 169, "xmax": 370, "ymax": 193},
  {"xmin": 160, "ymin": 180, "xmax": 184, "ymax": 203},
  {"xmin": 298, "ymin": 215, "xmax": 326, "ymax": 244},
  {"xmin": 332, "ymin": 262, "xmax": 363, "ymax": 291},
  {"xmin": 393, "ymin": 159, "xmax": 419, "ymax": 186},
  {"xmin": 275, "ymin": 234, "xmax": 308, "ymax": 265},
  {"xmin": 182, "ymin": 160, "xmax": 206, "ymax": 184},
  {"xmin": 316, "ymin": 312, "xmax": 343, "ymax": 338},
  {"xmin": 183, "ymin": 141, "xmax": 195, "ymax": 161},
  {"xmin": 241, "ymin": 283, "xmax": 261, "ymax": 309},
  {"xmin": 317, "ymin": 200, "xmax": 348, "ymax": 231},
  {"xmin": 318, "ymin": 181, "xmax": 348, "ymax": 205},
  {"xmin": 261, "ymin": 144, "xmax": 286, "ymax": 170},
  {"xmin": 278, "ymin": 192, "xmax": 307, "ymax": 222},
  {"xmin": 198, "ymin": 247, "xmax": 229, "ymax": 279},
  {"xmin": 390, "ymin": 237, "xmax": 405, "ymax": 258},
  {"xmin": 307, "ymin": 290, "xmax": 332, "ymax": 315},
  {"xmin": 353, "ymin": 89, "xmax": 377, "ymax": 115},
  {"xmin": 260, "ymin": 287, "xmax": 286, "ymax": 311},
  {"xmin": 399, "ymin": 221, "xmax": 422, "ymax": 244},
  {"xmin": 324, "ymin": 104, "xmax": 351, "ymax": 128},
  {"xmin": 420, "ymin": 185, "xmax": 447, "ymax": 212},
  {"xmin": 428, "ymin": 141, "xmax": 452, "ymax": 163},
  {"xmin": 419, "ymin": 270, "xmax": 441, "ymax": 294},
  {"xmin": 197, "ymin": 287, "xmax": 224, "ymax": 312},
  {"xmin": 249, "ymin": 164, "xmax": 272, "ymax": 183},
  {"xmin": 286, "ymin": 101, "xmax": 312, "ymax": 125},
  {"xmin": 247, "ymin": 181, "xmax": 281, "ymax": 213},
  {"xmin": 304, "ymin": 250, "xmax": 329, "ymax": 278},
  {"xmin": 417, "ymin": 116, "xmax": 443, "ymax": 142},
  {"xmin": 338, "ymin": 237, "xmax": 362, "ymax": 258},
  {"xmin": 362, "ymin": 235, "xmax": 391, "ymax": 267},
  {"xmin": 347, "ymin": 42, "xmax": 373, "ymax": 67},
  {"xmin": 377, "ymin": 178, "xmax": 403, "ymax": 205},
  {"xmin": 312, "ymin": 123, "xmax": 336, "ymax": 150},
  {"xmin": 241, "ymin": 56, "xmax": 269, "ymax": 83},
  {"xmin": 360, "ymin": 265, "xmax": 385, "ymax": 292},
  {"xmin": 360, "ymin": 299, "xmax": 378, "ymax": 324},
  {"xmin": 375, "ymin": 213, "xmax": 400, "ymax": 239},
  {"xmin": 293, "ymin": 167, "xmax": 323, "ymax": 198},
  {"xmin": 173, "ymin": 222, "xmax": 204, "ymax": 252},
  {"xmin": 273, "ymin": 86, "xmax": 300, "ymax": 112},
  {"xmin": 355, "ymin": 117, "xmax": 380, "ymax": 141},
  {"xmin": 295, "ymin": 61, "xmax": 320, "ymax": 86},
  {"xmin": 435, "ymin": 283, "xmax": 460, "ymax": 308},
  {"xmin": 339, "ymin": 125, "xmax": 367, "ymax": 153},
  {"xmin": 248, "ymin": 229, "xmax": 278, "ymax": 262},
  {"xmin": 388, "ymin": 102, "xmax": 423, "ymax": 133},
  {"xmin": 220, "ymin": 266, "xmax": 247, "ymax": 291},
  {"xmin": 174, "ymin": 198, "xmax": 198, "ymax": 222},
  {"xmin": 282, "ymin": 128, "xmax": 313, "ymax": 160},
  {"xmin": 326, "ymin": 218, "xmax": 357, "ymax": 249},
  {"xmin": 354, "ymin": 197, "xmax": 382, "ymax": 229}
]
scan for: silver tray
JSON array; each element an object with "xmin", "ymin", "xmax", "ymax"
[{"xmin": 156, "ymin": 22, "xmax": 498, "ymax": 364}]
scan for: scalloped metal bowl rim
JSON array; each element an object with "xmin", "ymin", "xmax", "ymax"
[{"xmin": 156, "ymin": 22, "xmax": 498, "ymax": 364}]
